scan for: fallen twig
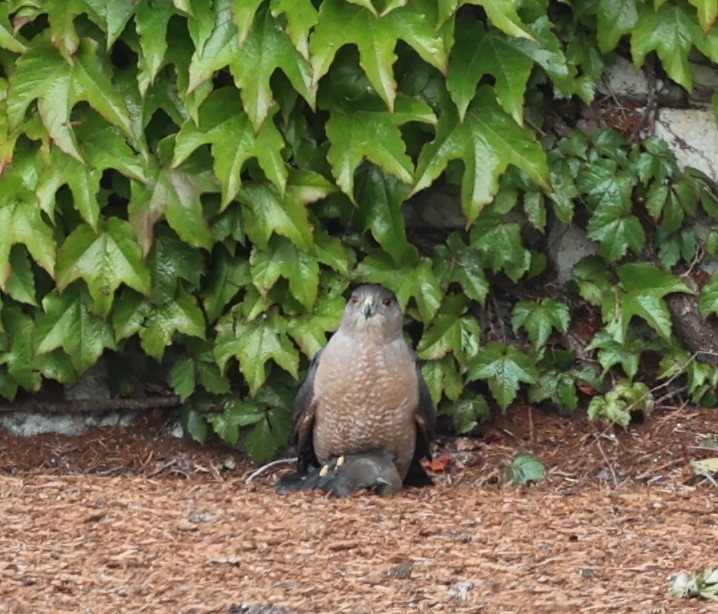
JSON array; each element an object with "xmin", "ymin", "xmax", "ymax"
[
  {"xmin": 245, "ymin": 458, "xmax": 297, "ymax": 483},
  {"xmin": 594, "ymin": 435, "xmax": 618, "ymax": 486}
]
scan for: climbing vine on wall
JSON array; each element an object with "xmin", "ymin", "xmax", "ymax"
[{"xmin": 0, "ymin": 0, "xmax": 717, "ymax": 459}]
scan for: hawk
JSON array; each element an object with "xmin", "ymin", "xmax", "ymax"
[{"xmin": 287, "ymin": 284, "xmax": 435, "ymax": 491}]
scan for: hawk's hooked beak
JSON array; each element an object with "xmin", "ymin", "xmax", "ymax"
[{"xmin": 362, "ymin": 297, "xmax": 376, "ymax": 319}]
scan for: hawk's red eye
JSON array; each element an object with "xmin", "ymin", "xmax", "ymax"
[
  {"xmin": 382, "ymin": 297, "xmax": 393, "ymax": 307},
  {"xmin": 349, "ymin": 295, "xmax": 359, "ymax": 304}
]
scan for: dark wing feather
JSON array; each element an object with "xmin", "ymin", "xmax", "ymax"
[
  {"xmin": 292, "ymin": 348, "xmax": 324, "ymax": 473},
  {"xmin": 404, "ymin": 354, "xmax": 436, "ymax": 487}
]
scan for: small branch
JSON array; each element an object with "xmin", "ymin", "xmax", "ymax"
[
  {"xmin": 682, "ymin": 245, "xmax": 705, "ymax": 280},
  {"xmin": 594, "ymin": 435, "xmax": 618, "ymax": 486},
  {"xmin": 623, "ymin": 352, "xmax": 702, "ymax": 416},
  {"xmin": 630, "ymin": 53, "xmax": 658, "ymax": 141},
  {"xmin": 0, "ymin": 396, "xmax": 181, "ymax": 414},
  {"xmin": 245, "ymin": 458, "xmax": 297, "ymax": 483},
  {"xmin": 527, "ymin": 405, "xmax": 534, "ymax": 443}
]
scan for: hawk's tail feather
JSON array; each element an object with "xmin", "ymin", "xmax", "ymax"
[{"xmin": 403, "ymin": 458, "xmax": 433, "ymax": 487}]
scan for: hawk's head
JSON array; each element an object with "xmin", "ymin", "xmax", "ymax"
[{"xmin": 340, "ymin": 284, "xmax": 403, "ymax": 341}]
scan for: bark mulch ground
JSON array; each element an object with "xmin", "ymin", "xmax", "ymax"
[{"xmin": 1, "ymin": 406, "xmax": 717, "ymax": 613}]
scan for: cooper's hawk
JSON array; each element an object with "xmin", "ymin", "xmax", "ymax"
[
  {"xmin": 288, "ymin": 284, "xmax": 435, "ymax": 490},
  {"xmin": 278, "ymin": 451, "xmax": 402, "ymax": 497}
]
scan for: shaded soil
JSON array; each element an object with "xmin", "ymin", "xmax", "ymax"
[{"xmin": 1, "ymin": 406, "xmax": 717, "ymax": 612}]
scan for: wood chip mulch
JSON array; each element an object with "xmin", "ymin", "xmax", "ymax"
[
  {"xmin": 0, "ymin": 406, "xmax": 717, "ymax": 613},
  {"xmin": 1, "ymin": 477, "xmax": 716, "ymax": 613}
]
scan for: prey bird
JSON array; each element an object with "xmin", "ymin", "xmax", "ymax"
[{"xmin": 278, "ymin": 451, "xmax": 402, "ymax": 497}]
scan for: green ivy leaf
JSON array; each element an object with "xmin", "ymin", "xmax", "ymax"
[
  {"xmin": 314, "ymin": 231, "xmax": 351, "ymax": 277},
  {"xmin": 173, "ymin": 88, "xmax": 287, "ymax": 208},
  {"xmin": 448, "ymin": 19, "xmax": 533, "ymax": 124},
  {"xmin": 461, "ymin": 0, "xmax": 535, "ymax": 39},
  {"xmin": 239, "ymin": 171, "xmax": 333, "ymax": 251},
  {"xmin": 325, "ymin": 109, "xmax": 414, "ymax": 200},
  {"xmin": 113, "ymin": 287, "xmax": 206, "ymax": 359},
  {"xmin": 287, "ymin": 288, "xmax": 346, "ymax": 358},
  {"xmin": 645, "ymin": 182, "xmax": 669, "ymax": 220},
  {"xmin": 271, "ymin": 0, "xmax": 318, "ymax": 59},
  {"xmin": 699, "ymin": 277, "xmax": 718, "ymax": 319},
  {"xmin": 586, "ymin": 197, "xmax": 645, "ymax": 263},
  {"xmin": 450, "ymin": 396, "xmax": 491, "ymax": 433},
  {"xmin": 355, "ymin": 251, "xmax": 443, "ymax": 322},
  {"xmin": 0, "ymin": 307, "xmax": 41, "ymax": 392},
  {"xmin": 202, "ymin": 250, "xmax": 251, "ymax": 323},
  {"xmin": 75, "ymin": 113, "xmax": 151, "ymax": 183},
  {"xmin": 0, "ymin": 4, "xmax": 27, "ymax": 54},
  {"xmin": 0, "ymin": 182, "xmax": 56, "ymax": 288},
  {"xmin": 422, "ymin": 355, "xmax": 464, "ymax": 405},
  {"xmin": 8, "ymin": 40, "xmax": 134, "ymax": 161},
  {"xmin": 187, "ymin": 0, "xmax": 236, "ymax": 93},
  {"xmin": 181, "ymin": 407, "xmax": 209, "ymax": 444},
  {"xmin": 470, "ymin": 213, "xmax": 531, "ymax": 281},
  {"xmin": 586, "ymin": 330, "xmax": 641, "ymax": 379},
  {"xmin": 689, "ymin": 0, "xmax": 718, "ymax": 33},
  {"xmin": 631, "ymin": 2, "xmax": 698, "ymax": 91},
  {"xmin": 616, "ymin": 263, "xmax": 692, "ymax": 341},
  {"xmin": 147, "ymin": 232, "xmax": 204, "ymax": 299},
  {"xmin": 433, "ymin": 233, "xmax": 490, "ymax": 305},
  {"xmin": 468, "ymin": 342, "xmax": 538, "ymax": 410},
  {"xmin": 135, "ymin": 0, "xmax": 176, "ymax": 92},
  {"xmin": 5, "ymin": 248, "xmax": 37, "ymax": 306},
  {"xmin": 232, "ymin": 0, "xmax": 264, "ymax": 42},
  {"xmin": 354, "ymin": 165, "xmax": 411, "ymax": 263},
  {"xmin": 83, "ymin": 0, "xmax": 137, "ymax": 47},
  {"xmin": 215, "ymin": 307, "xmax": 299, "ymax": 394},
  {"xmin": 587, "ymin": 380, "xmax": 651, "ymax": 428},
  {"xmin": 230, "ymin": 5, "xmax": 315, "ymax": 131},
  {"xmin": 170, "ymin": 344, "xmax": 231, "ymax": 400},
  {"xmin": 56, "ymin": 218, "xmax": 151, "ymax": 318},
  {"xmin": 524, "ymin": 191, "xmax": 546, "ymax": 233},
  {"xmin": 244, "ymin": 413, "xmax": 287, "ymax": 462},
  {"xmin": 511, "ymin": 298, "xmax": 570, "ymax": 348},
  {"xmin": 547, "ymin": 166, "xmax": 578, "ymax": 223},
  {"xmin": 250, "ymin": 237, "xmax": 320, "ymax": 309},
  {"xmin": 207, "ymin": 398, "xmax": 264, "ymax": 445},
  {"xmin": 413, "ymin": 87, "xmax": 548, "ymax": 224},
  {"xmin": 417, "ymin": 295, "xmax": 481, "ymax": 363},
  {"xmin": 593, "ymin": 0, "xmax": 639, "ymax": 53},
  {"xmin": 197, "ymin": 360, "xmax": 231, "ymax": 396},
  {"xmin": 35, "ymin": 288, "xmax": 116, "ymax": 373},
  {"xmin": 35, "ymin": 145, "xmax": 102, "ymax": 229},
  {"xmin": 529, "ymin": 371, "xmax": 578, "ymax": 412},
  {"xmin": 129, "ymin": 166, "xmax": 216, "ymax": 256},
  {"xmin": 43, "ymin": 0, "xmax": 81, "ymax": 58},
  {"xmin": 144, "ymin": 288, "xmax": 207, "ymax": 359},
  {"xmin": 310, "ymin": 0, "xmax": 447, "ymax": 111},
  {"xmin": 572, "ymin": 257, "xmax": 616, "ymax": 318},
  {"xmin": 168, "ymin": 355, "xmax": 196, "ymax": 401},
  {"xmin": 509, "ymin": 17, "xmax": 584, "ymax": 100},
  {"xmin": 0, "ymin": 368, "xmax": 18, "ymax": 401},
  {"xmin": 501, "ymin": 452, "xmax": 546, "ymax": 486}
]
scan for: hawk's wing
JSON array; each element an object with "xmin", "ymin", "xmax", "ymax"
[
  {"xmin": 292, "ymin": 348, "xmax": 324, "ymax": 473},
  {"xmin": 404, "ymin": 355, "xmax": 436, "ymax": 486}
]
